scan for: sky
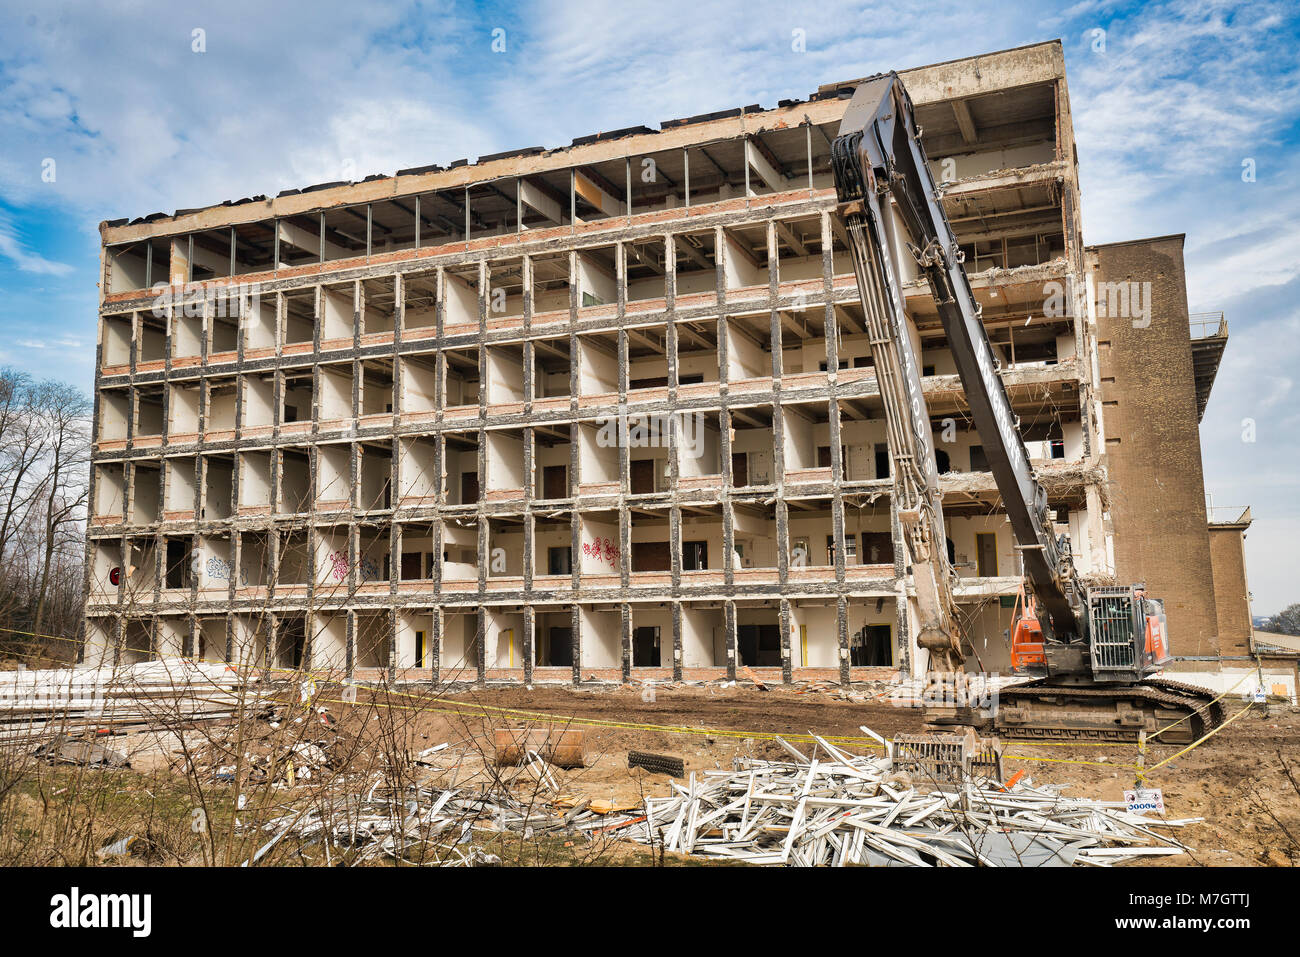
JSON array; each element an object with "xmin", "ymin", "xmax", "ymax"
[{"xmin": 0, "ymin": 0, "xmax": 1296, "ymax": 613}]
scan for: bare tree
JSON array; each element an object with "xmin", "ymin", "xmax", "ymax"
[
  {"xmin": 0, "ymin": 368, "xmax": 47, "ymax": 566},
  {"xmin": 29, "ymin": 382, "xmax": 91, "ymax": 636},
  {"xmin": 0, "ymin": 369, "xmax": 90, "ymax": 662},
  {"xmin": 1265, "ymin": 603, "xmax": 1300, "ymax": 637}
]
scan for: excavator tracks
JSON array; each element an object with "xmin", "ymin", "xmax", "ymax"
[{"xmin": 988, "ymin": 677, "xmax": 1224, "ymax": 745}]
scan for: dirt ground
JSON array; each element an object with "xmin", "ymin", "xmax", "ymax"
[
  {"xmin": 38, "ymin": 678, "xmax": 1299, "ymax": 866},
  {"xmin": 305, "ymin": 679, "xmax": 1299, "ymax": 867}
]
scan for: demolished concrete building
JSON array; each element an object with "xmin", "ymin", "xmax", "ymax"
[{"xmin": 84, "ymin": 40, "xmax": 1269, "ymax": 691}]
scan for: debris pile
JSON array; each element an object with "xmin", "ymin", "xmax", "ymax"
[
  {"xmin": 241, "ymin": 743, "xmax": 627, "ymax": 866},
  {"xmin": 237, "ymin": 726, "xmax": 1197, "ymax": 868},
  {"xmin": 624, "ymin": 734, "xmax": 1197, "ymax": 866},
  {"xmin": 37, "ymin": 734, "xmax": 130, "ymax": 768},
  {"xmin": 1, "ymin": 661, "xmax": 259, "ymax": 748}
]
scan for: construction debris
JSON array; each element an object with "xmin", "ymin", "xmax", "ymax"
[
  {"xmin": 96, "ymin": 835, "xmax": 138, "ymax": 859},
  {"xmin": 235, "ymin": 725, "xmax": 1199, "ymax": 868},
  {"xmin": 623, "ymin": 733, "xmax": 1197, "ymax": 866},
  {"xmin": 0, "ymin": 661, "xmax": 259, "ymax": 745},
  {"xmin": 628, "ymin": 750, "xmax": 686, "ymax": 778},
  {"xmin": 242, "ymin": 744, "xmax": 621, "ymax": 866},
  {"xmin": 493, "ymin": 727, "xmax": 585, "ymax": 768},
  {"xmin": 889, "ymin": 728, "xmax": 1003, "ymax": 786},
  {"xmin": 39, "ymin": 734, "xmax": 129, "ymax": 768}
]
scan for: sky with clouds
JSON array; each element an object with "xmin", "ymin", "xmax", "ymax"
[{"xmin": 0, "ymin": 0, "xmax": 1295, "ymax": 612}]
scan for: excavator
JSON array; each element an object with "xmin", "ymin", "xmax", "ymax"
[{"xmin": 830, "ymin": 73, "xmax": 1223, "ymax": 743}]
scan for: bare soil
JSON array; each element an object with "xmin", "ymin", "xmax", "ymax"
[
  {"xmin": 13, "ymin": 678, "xmax": 1295, "ymax": 866},
  {"xmin": 325, "ymin": 680, "xmax": 1300, "ymax": 867}
]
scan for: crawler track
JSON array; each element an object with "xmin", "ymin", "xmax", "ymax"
[{"xmin": 991, "ymin": 677, "xmax": 1224, "ymax": 744}]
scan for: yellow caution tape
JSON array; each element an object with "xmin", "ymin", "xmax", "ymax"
[
  {"xmin": 1147, "ymin": 669, "xmax": 1252, "ymax": 742},
  {"xmin": 1139, "ymin": 697, "xmax": 1254, "ymax": 780},
  {"xmin": 0, "ymin": 625, "xmax": 1254, "ymax": 771}
]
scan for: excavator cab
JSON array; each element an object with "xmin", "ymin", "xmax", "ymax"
[
  {"xmin": 1011, "ymin": 581, "xmax": 1169, "ymax": 681},
  {"xmin": 1143, "ymin": 596, "xmax": 1171, "ymax": 665},
  {"xmin": 1086, "ymin": 584, "xmax": 1170, "ymax": 680}
]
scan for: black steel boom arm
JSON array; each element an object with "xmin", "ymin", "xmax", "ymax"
[{"xmin": 832, "ymin": 72, "xmax": 1082, "ymax": 643}]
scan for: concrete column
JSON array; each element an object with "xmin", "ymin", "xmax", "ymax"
[
  {"xmin": 779, "ymin": 598, "xmax": 793, "ymax": 684},
  {"xmin": 837, "ymin": 596, "xmax": 850, "ymax": 685},
  {"xmin": 345, "ymin": 609, "xmax": 356, "ymax": 680},
  {"xmin": 523, "ymin": 605, "xmax": 535, "ymax": 685},
  {"xmin": 475, "ymin": 606, "xmax": 486, "ymax": 685},
  {"xmin": 151, "ymin": 531, "xmax": 164, "ymax": 606},
  {"xmin": 387, "ymin": 607, "xmax": 398, "ymax": 681},
  {"xmin": 434, "ymin": 266, "xmax": 446, "ymax": 339},
  {"xmin": 892, "ymin": 503, "xmax": 912, "ymax": 678},
  {"xmin": 393, "ymin": 272, "xmax": 405, "ymax": 346},
  {"xmin": 671, "ymin": 601, "xmax": 683, "ymax": 682},
  {"xmin": 301, "ymin": 610, "xmax": 314, "ymax": 671},
  {"xmin": 433, "ymin": 432, "xmax": 445, "ymax": 500},
  {"xmin": 431, "ymin": 607, "xmax": 443, "ymax": 686},
  {"xmin": 621, "ymin": 602, "xmax": 632, "ymax": 684},
  {"xmin": 724, "ymin": 599, "xmax": 737, "ymax": 681},
  {"xmin": 476, "ymin": 514, "xmax": 489, "ymax": 591},
  {"xmin": 721, "ymin": 408, "xmax": 735, "ymax": 585},
  {"xmin": 390, "ymin": 521, "xmax": 402, "ymax": 599},
  {"xmin": 267, "ymin": 523, "xmax": 281, "ymax": 599},
  {"xmin": 268, "ymin": 614, "xmax": 280, "ymax": 673},
  {"xmin": 766, "ymin": 221, "xmax": 783, "ymax": 380},
  {"xmin": 523, "ymin": 509, "xmax": 535, "ymax": 592},
  {"xmin": 570, "ymin": 604, "xmax": 582, "ymax": 687}
]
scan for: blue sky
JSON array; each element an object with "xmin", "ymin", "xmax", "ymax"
[{"xmin": 0, "ymin": 0, "xmax": 1296, "ymax": 612}]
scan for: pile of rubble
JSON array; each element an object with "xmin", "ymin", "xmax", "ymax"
[
  {"xmin": 236, "ymin": 726, "xmax": 1197, "ymax": 867},
  {"xmin": 239, "ymin": 741, "xmax": 628, "ymax": 866},
  {"xmin": 1, "ymin": 661, "xmax": 259, "ymax": 749},
  {"xmin": 623, "ymin": 733, "xmax": 1196, "ymax": 866}
]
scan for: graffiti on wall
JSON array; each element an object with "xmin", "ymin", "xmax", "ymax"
[
  {"xmin": 205, "ymin": 556, "xmax": 249, "ymax": 587},
  {"xmin": 581, "ymin": 537, "xmax": 620, "ymax": 566},
  {"xmin": 328, "ymin": 551, "xmax": 349, "ymax": 582},
  {"xmin": 325, "ymin": 550, "xmax": 382, "ymax": 582}
]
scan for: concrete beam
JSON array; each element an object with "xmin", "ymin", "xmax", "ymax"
[
  {"xmin": 519, "ymin": 178, "xmax": 563, "ymax": 226},
  {"xmin": 952, "ymin": 98, "xmax": 979, "ymax": 145},
  {"xmin": 775, "ymin": 220, "xmax": 808, "ymax": 258},
  {"xmin": 575, "ymin": 170, "xmax": 623, "ymax": 218},
  {"xmin": 745, "ymin": 137, "xmax": 787, "ymax": 194},
  {"xmin": 277, "ymin": 220, "xmax": 348, "ymax": 261},
  {"xmin": 674, "ymin": 237, "xmax": 712, "ymax": 271}
]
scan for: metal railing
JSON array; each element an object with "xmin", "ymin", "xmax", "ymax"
[
  {"xmin": 1189, "ymin": 311, "xmax": 1227, "ymax": 339},
  {"xmin": 1206, "ymin": 504, "xmax": 1250, "ymax": 524}
]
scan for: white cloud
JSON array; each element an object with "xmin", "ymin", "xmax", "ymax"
[
  {"xmin": 0, "ymin": 217, "xmax": 73, "ymax": 275},
  {"xmin": 1055, "ymin": 0, "xmax": 1300, "ymax": 610},
  {"xmin": 1070, "ymin": 0, "xmax": 1300, "ymax": 256},
  {"xmin": 0, "ymin": 2, "xmax": 492, "ymax": 217},
  {"xmin": 0, "ymin": 0, "xmax": 1296, "ymax": 608}
]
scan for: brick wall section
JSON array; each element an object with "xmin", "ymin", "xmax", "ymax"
[
  {"xmin": 1208, "ymin": 524, "xmax": 1252, "ymax": 657},
  {"xmin": 1092, "ymin": 235, "xmax": 1220, "ymax": 662}
]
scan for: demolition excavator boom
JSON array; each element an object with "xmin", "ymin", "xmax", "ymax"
[{"xmin": 831, "ymin": 73, "xmax": 1222, "ymax": 741}]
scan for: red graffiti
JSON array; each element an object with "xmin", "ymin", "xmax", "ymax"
[
  {"xmin": 328, "ymin": 550, "xmax": 349, "ymax": 581},
  {"xmin": 582, "ymin": 537, "xmax": 620, "ymax": 565}
]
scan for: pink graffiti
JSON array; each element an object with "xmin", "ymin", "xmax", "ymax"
[
  {"xmin": 325, "ymin": 550, "xmax": 381, "ymax": 582},
  {"xmin": 328, "ymin": 550, "xmax": 349, "ymax": 582}
]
